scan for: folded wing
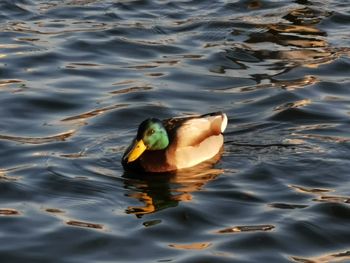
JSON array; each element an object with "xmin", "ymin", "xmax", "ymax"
[{"xmin": 168, "ymin": 112, "xmax": 227, "ymax": 169}]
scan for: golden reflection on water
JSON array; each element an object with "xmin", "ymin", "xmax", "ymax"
[
  {"xmin": 7, "ymin": 20, "xmax": 108, "ymax": 35},
  {"xmin": 61, "ymin": 104, "xmax": 128, "ymax": 122},
  {"xmin": 0, "ymin": 129, "xmax": 76, "ymax": 144},
  {"xmin": 65, "ymin": 62, "xmax": 101, "ymax": 69},
  {"xmin": 217, "ymin": 75, "xmax": 317, "ymax": 93},
  {"xmin": 0, "ymin": 44, "xmax": 21, "ymax": 49},
  {"xmin": 169, "ymin": 242, "xmax": 212, "ymax": 250},
  {"xmin": 313, "ymin": 195, "xmax": 350, "ymax": 204},
  {"xmin": 274, "ymin": 99, "xmax": 312, "ymax": 111},
  {"xmin": 0, "ymin": 79, "xmax": 23, "ymax": 87},
  {"xmin": 290, "ymin": 185, "xmax": 331, "ymax": 194},
  {"xmin": 66, "ymin": 220, "xmax": 104, "ymax": 230},
  {"xmin": 44, "ymin": 207, "xmax": 105, "ymax": 230},
  {"xmin": 290, "ymin": 185, "xmax": 350, "ymax": 205},
  {"xmin": 288, "ymin": 123, "xmax": 339, "ymax": 132},
  {"xmin": 0, "ymin": 208, "xmax": 20, "ymax": 216},
  {"xmin": 110, "ymin": 85, "xmax": 152, "ymax": 95},
  {"xmin": 124, "ymin": 167, "xmax": 223, "ymax": 217},
  {"xmin": 217, "ymin": 224, "xmax": 275, "ymax": 234},
  {"xmin": 268, "ymin": 24, "xmax": 323, "ymax": 34},
  {"xmin": 210, "ymin": 3, "xmax": 349, "ymax": 82},
  {"xmin": 293, "ymin": 133, "xmax": 350, "ymax": 143},
  {"xmin": 291, "ymin": 249, "xmax": 350, "ymax": 263},
  {"xmin": 45, "ymin": 208, "xmax": 64, "ymax": 214}
]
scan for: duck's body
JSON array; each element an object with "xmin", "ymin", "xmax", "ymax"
[{"xmin": 122, "ymin": 112, "xmax": 227, "ymax": 173}]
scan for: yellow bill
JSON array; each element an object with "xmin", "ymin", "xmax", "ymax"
[{"xmin": 127, "ymin": 139, "xmax": 147, "ymax": 163}]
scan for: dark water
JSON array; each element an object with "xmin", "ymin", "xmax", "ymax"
[{"xmin": 0, "ymin": 0, "xmax": 350, "ymax": 262}]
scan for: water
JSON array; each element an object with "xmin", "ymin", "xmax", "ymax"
[{"xmin": 0, "ymin": 0, "xmax": 349, "ymax": 262}]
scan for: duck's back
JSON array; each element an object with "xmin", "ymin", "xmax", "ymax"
[{"xmin": 166, "ymin": 112, "xmax": 227, "ymax": 170}]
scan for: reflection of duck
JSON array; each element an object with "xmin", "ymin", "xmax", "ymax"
[
  {"xmin": 124, "ymin": 177, "xmax": 179, "ymax": 217},
  {"xmin": 122, "ymin": 112, "xmax": 227, "ymax": 173},
  {"xmin": 124, "ymin": 167, "xmax": 223, "ymax": 217}
]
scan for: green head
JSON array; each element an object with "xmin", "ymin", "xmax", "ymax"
[
  {"xmin": 126, "ymin": 118, "xmax": 169, "ymax": 163},
  {"xmin": 137, "ymin": 118, "xmax": 169, "ymax": 150}
]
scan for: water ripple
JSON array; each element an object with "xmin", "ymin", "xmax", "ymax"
[
  {"xmin": 0, "ymin": 130, "xmax": 76, "ymax": 144},
  {"xmin": 0, "ymin": 0, "xmax": 349, "ymax": 262}
]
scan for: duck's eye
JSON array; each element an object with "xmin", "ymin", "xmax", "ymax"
[{"xmin": 148, "ymin": 129, "xmax": 155, "ymax": 135}]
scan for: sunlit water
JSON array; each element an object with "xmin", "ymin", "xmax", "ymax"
[{"xmin": 0, "ymin": 0, "xmax": 349, "ymax": 262}]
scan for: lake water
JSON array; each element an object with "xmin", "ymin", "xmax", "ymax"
[{"xmin": 0, "ymin": 0, "xmax": 350, "ymax": 262}]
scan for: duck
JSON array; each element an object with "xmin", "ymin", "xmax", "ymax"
[{"xmin": 122, "ymin": 112, "xmax": 228, "ymax": 173}]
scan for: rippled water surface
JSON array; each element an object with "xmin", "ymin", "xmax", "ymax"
[{"xmin": 0, "ymin": 0, "xmax": 350, "ymax": 262}]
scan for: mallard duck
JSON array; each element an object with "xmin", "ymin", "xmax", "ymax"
[{"xmin": 122, "ymin": 112, "xmax": 227, "ymax": 173}]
